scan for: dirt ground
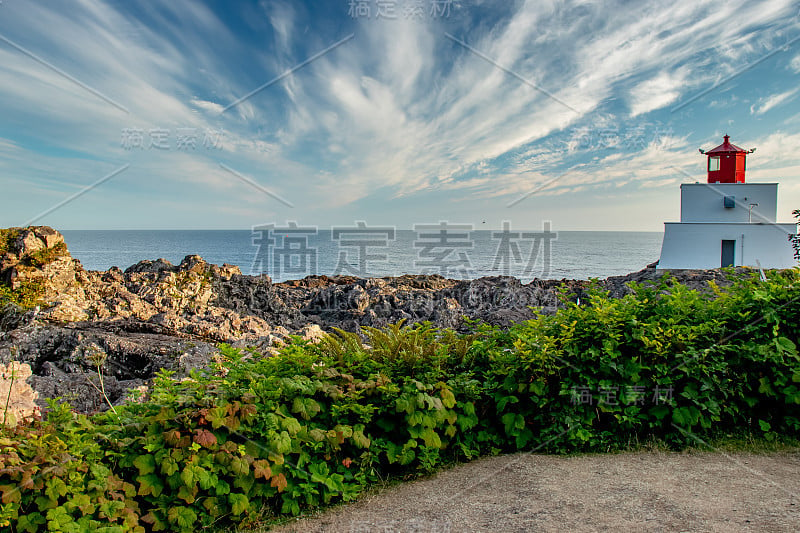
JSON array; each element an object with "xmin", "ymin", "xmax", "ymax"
[{"xmin": 267, "ymin": 451, "xmax": 800, "ymax": 532}]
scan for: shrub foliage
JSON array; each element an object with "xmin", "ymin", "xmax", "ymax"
[{"xmin": 1, "ymin": 270, "xmax": 799, "ymax": 531}]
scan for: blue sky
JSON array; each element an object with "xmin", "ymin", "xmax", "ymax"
[{"xmin": 1, "ymin": 0, "xmax": 800, "ymax": 231}]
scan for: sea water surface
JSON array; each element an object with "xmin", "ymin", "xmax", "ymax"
[{"xmin": 60, "ymin": 230, "xmax": 663, "ymax": 283}]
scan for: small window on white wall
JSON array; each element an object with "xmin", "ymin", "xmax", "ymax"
[{"xmin": 709, "ymin": 157, "xmax": 720, "ymax": 171}]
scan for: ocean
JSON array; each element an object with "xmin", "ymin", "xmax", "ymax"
[{"xmin": 60, "ymin": 229, "xmax": 664, "ymax": 283}]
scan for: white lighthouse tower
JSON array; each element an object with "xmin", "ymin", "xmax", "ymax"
[{"xmin": 657, "ymin": 135, "xmax": 796, "ymax": 270}]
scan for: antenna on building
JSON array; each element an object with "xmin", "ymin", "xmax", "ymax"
[{"xmin": 748, "ymin": 203, "xmax": 759, "ymax": 223}]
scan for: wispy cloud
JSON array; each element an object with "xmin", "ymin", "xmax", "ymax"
[
  {"xmin": 629, "ymin": 70, "xmax": 687, "ymax": 117},
  {"xmin": 789, "ymin": 53, "xmax": 800, "ymax": 73},
  {"xmin": 750, "ymin": 88, "xmax": 800, "ymax": 115},
  {"xmin": 190, "ymin": 98, "xmax": 225, "ymax": 114}
]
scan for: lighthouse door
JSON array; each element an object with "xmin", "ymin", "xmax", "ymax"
[{"xmin": 721, "ymin": 240, "xmax": 735, "ymax": 267}]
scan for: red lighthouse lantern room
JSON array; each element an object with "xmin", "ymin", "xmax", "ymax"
[{"xmin": 699, "ymin": 134, "xmax": 755, "ymax": 184}]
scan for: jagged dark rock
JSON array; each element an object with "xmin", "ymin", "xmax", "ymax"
[{"xmin": 0, "ymin": 226, "xmax": 746, "ymax": 414}]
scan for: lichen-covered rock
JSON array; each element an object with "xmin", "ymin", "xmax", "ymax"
[
  {"xmin": 0, "ymin": 361, "xmax": 39, "ymax": 426},
  {"xmin": 300, "ymin": 324, "xmax": 325, "ymax": 343}
]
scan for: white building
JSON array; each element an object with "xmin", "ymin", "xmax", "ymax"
[{"xmin": 657, "ymin": 136, "xmax": 796, "ymax": 270}]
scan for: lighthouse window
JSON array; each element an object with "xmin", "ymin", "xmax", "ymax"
[{"xmin": 708, "ymin": 157, "xmax": 720, "ymax": 171}]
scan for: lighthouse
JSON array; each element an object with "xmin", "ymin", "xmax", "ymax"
[
  {"xmin": 702, "ymin": 134, "xmax": 752, "ymax": 184},
  {"xmin": 657, "ymin": 135, "xmax": 796, "ymax": 270}
]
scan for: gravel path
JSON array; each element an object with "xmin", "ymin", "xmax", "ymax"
[{"xmin": 268, "ymin": 451, "xmax": 800, "ymax": 532}]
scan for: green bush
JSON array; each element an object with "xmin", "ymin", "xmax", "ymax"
[
  {"xmin": 1, "ymin": 269, "xmax": 799, "ymax": 531},
  {"xmin": 0, "ymin": 280, "xmax": 45, "ymax": 312},
  {"xmin": 0, "ymin": 229, "xmax": 20, "ymax": 256},
  {"xmin": 25, "ymin": 242, "xmax": 68, "ymax": 268}
]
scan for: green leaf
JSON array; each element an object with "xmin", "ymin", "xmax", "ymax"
[
  {"xmin": 672, "ymin": 406, "xmax": 700, "ymax": 427},
  {"xmin": 292, "ymin": 397, "xmax": 321, "ymax": 420},
  {"xmin": 0, "ymin": 484, "xmax": 21, "ymax": 504},
  {"xmin": 308, "ymin": 428, "xmax": 326, "ymax": 442},
  {"xmin": 502, "ymin": 413, "xmax": 525, "ymax": 436},
  {"xmin": 274, "ymin": 431, "xmax": 292, "ymax": 454},
  {"xmin": 137, "ymin": 474, "xmax": 164, "ymax": 497},
  {"xmin": 65, "ymin": 493, "xmax": 95, "ymax": 516},
  {"xmin": 759, "ymin": 419, "xmax": 772, "ymax": 432},
  {"xmin": 17, "ymin": 512, "xmax": 46, "ymax": 533},
  {"xmin": 776, "ymin": 336, "xmax": 797, "ymax": 356},
  {"xmin": 352, "ymin": 427, "xmax": 371, "ymax": 449},
  {"xmin": 45, "ymin": 506, "xmax": 72, "ymax": 529},
  {"xmin": 230, "ymin": 457, "xmax": 249, "ymax": 476},
  {"xmin": 197, "ymin": 468, "xmax": 214, "ymax": 490},
  {"xmin": 35, "ymin": 495, "xmax": 58, "ymax": 511},
  {"xmin": 439, "ymin": 388, "xmax": 456, "ymax": 408},
  {"xmin": 45, "ymin": 478, "xmax": 68, "ymax": 501},
  {"xmin": 167, "ymin": 506, "xmax": 197, "ymax": 530},
  {"xmin": 497, "ymin": 395, "xmax": 519, "ymax": 412},
  {"xmin": 529, "ymin": 380, "xmax": 546, "ymax": 396},
  {"xmin": 515, "ymin": 428, "xmax": 533, "ymax": 449},
  {"xmin": 99, "ymin": 500, "xmax": 125, "ymax": 520},
  {"xmin": 420, "ymin": 428, "xmax": 442, "ymax": 448},
  {"xmin": 206, "ymin": 405, "xmax": 228, "ymax": 429},
  {"xmin": 160, "ymin": 456, "xmax": 179, "ymax": 477},
  {"xmin": 280, "ymin": 497, "xmax": 300, "ymax": 516},
  {"xmin": 177, "ymin": 484, "xmax": 197, "ymax": 504},
  {"xmin": 324, "ymin": 473, "xmax": 345, "ymax": 493},
  {"xmin": 229, "ymin": 493, "xmax": 250, "ymax": 516},
  {"xmin": 203, "ymin": 497, "xmax": 220, "ymax": 515},
  {"xmin": 214, "ymin": 479, "xmax": 231, "ymax": 496},
  {"xmin": 396, "ymin": 396, "xmax": 413, "ymax": 414},
  {"xmin": 649, "ymin": 404, "xmax": 669, "ymax": 420},
  {"xmin": 282, "ymin": 416, "xmax": 302, "ymax": 436},
  {"xmin": 758, "ymin": 377, "xmax": 776, "ymax": 396},
  {"xmin": 133, "ymin": 454, "xmax": 156, "ymax": 476},
  {"xmin": 181, "ymin": 465, "xmax": 198, "ymax": 488}
]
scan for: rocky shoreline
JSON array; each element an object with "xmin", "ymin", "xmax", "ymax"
[{"xmin": 0, "ymin": 226, "xmax": 735, "ymax": 414}]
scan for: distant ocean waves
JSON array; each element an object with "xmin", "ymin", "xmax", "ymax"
[{"xmin": 60, "ymin": 229, "xmax": 663, "ymax": 283}]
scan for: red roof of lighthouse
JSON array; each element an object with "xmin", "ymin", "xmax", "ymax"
[{"xmin": 706, "ymin": 134, "xmax": 746, "ymax": 154}]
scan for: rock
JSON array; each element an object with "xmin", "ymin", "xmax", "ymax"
[
  {"xmin": 178, "ymin": 255, "xmax": 207, "ymax": 273},
  {"xmin": 33, "ymin": 226, "xmax": 64, "ymax": 249},
  {"xmin": 124, "ymin": 258, "xmax": 176, "ymax": 274},
  {"xmin": 0, "ymin": 362, "xmax": 39, "ymax": 426},
  {"xmin": 16, "ymin": 229, "xmax": 47, "ymax": 254},
  {"xmin": 103, "ymin": 267, "xmax": 124, "ymax": 283},
  {"xmin": 300, "ymin": 324, "xmax": 326, "ymax": 343},
  {"xmin": 178, "ymin": 344, "xmax": 221, "ymax": 375}
]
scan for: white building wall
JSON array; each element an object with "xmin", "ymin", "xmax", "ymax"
[
  {"xmin": 658, "ymin": 222, "xmax": 796, "ymax": 270},
  {"xmin": 680, "ymin": 183, "xmax": 778, "ymax": 223}
]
